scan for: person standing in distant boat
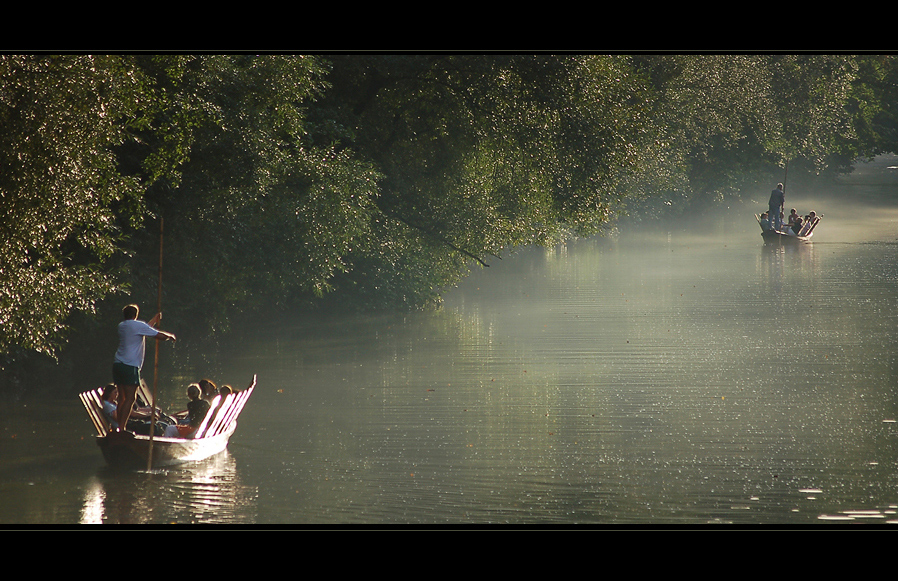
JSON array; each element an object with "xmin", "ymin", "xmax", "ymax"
[
  {"xmin": 112, "ymin": 304, "xmax": 176, "ymax": 432},
  {"xmin": 769, "ymin": 183, "xmax": 785, "ymax": 231}
]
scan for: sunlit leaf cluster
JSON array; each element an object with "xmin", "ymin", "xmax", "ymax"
[{"xmin": 0, "ymin": 55, "xmax": 150, "ymax": 356}]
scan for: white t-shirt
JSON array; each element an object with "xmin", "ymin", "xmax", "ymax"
[{"xmin": 114, "ymin": 319, "xmax": 159, "ymax": 368}]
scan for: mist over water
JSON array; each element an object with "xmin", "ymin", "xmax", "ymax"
[{"xmin": 3, "ymin": 157, "xmax": 898, "ymax": 525}]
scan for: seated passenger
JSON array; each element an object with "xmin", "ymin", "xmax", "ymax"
[
  {"xmin": 208, "ymin": 385, "xmax": 232, "ymax": 416},
  {"xmin": 791, "ymin": 216, "xmax": 804, "ymax": 235},
  {"xmin": 175, "ymin": 383, "xmax": 211, "ymax": 438},
  {"xmin": 788, "ymin": 208, "xmax": 799, "ymax": 226},
  {"xmin": 201, "ymin": 385, "xmax": 235, "ymax": 432},
  {"xmin": 101, "ymin": 383, "xmax": 182, "ymax": 437},
  {"xmin": 101, "ymin": 385, "xmax": 119, "ymax": 431},
  {"xmin": 760, "ymin": 212, "xmax": 771, "ymax": 230},
  {"xmin": 199, "ymin": 378, "xmax": 218, "ymax": 402},
  {"xmin": 188, "ymin": 384, "xmax": 210, "ymax": 426}
]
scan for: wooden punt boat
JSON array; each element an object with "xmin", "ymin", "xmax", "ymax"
[
  {"xmin": 755, "ymin": 214, "xmax": 821, "ymax": 243},
  {"xmin": 79, "ymin": 375, "xmax": 256, "ymax": 469}
]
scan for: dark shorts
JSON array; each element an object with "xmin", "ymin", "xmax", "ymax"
[{"xmin": 112, "ymin": 361, "xmax": 140, "ymax": 386}]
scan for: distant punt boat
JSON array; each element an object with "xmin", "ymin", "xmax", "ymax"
[
  {"xmin": 755, "ymin": 214, "xmax": 821, "ymax": 243},
  {"xmin": 79, "ymin": 375, "xmax": 256, "ymax": 469}
]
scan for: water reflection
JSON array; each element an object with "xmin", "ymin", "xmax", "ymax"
[
  {"xmin": 79, "ymin": 452, "xmax": 258, "ymax": 525},
  {"xmin": 64, "ymin": 207, "xmax": 898, "ymax": 524},
  {"xmin": 5, "ymin": 160, "xmax": 898, "ymax": 525}
]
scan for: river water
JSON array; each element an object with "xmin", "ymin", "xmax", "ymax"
[{"xmin": 3, "ymin": 158, "xmax": 898, "ymax": 527}]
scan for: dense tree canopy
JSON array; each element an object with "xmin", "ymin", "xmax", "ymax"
[
  {"xmin": 0, "ymin": 55, "xmax": 152, "ymax": 356},
  {"xmin": 2, "ymin": 53, "xmax": 896, "ymax": 361}
]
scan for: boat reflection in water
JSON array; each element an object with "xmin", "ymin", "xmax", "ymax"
[{"xmin": 79, "ymin": 451, "xmax": 260, "ymax": 525}]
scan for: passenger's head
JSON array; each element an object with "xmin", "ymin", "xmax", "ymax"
[
  {"xmin": 101, "ymin": 384, "xmax": 117, "ymax": 401},
  {"xmin": 219, "ymin": 385, "xmax": 233, "ymax": 396},
  {"xmin": 122, "ymin": 304, "xmax": 139, "ymax": 320},
  {"xmin": 199, "ymin": 378, "xmax": 217, "ymax": 398},
  {"xmin": 187, "ymin": 383, "xmax": 201, "ymax": 400}
]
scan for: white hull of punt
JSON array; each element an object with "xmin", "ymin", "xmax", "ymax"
[
  {"xmin": 756, "ymin": 214, "xmax": 821, "ymax": 243},
  {"xmin": 97, "ymin": 420, "xmax": 237, "ymax": 468}
]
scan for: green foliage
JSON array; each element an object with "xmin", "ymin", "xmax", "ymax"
[
  {"xmin": 2, "ymin": 53, "xmax": 898, "ymax": 360},
  {"xmin": 628, "ymin": 54, "xmax": 883, "ymax": 213},
  {"xmin": 121, "ymin": 56, "xmax": 381, "ymax": 335},
  {"xmin": 0, "ymin": 55, "xmax": 152, "ymax": 356},
  {"xmin": 844, "ymin": 55, "xmax": 898, "ymax": 160},
  {"xmin": 314, "ymin": 55, "xmax": 663, "ymax": 308},
  {"xmin": 768, "ymin": 55, "xmax": 860, "ymax": 171}
]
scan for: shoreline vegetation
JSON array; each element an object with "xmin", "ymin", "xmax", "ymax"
[{"xmin": 2, "ymin": 54, "xmax": 898, "ymax": 380}]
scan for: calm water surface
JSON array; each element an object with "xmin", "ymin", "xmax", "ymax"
[{"xmin": 3, "ymin": 159, "xmax": 898, "ymax": 526}]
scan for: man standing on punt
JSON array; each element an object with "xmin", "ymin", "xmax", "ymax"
[
  {"xmin": 769, "ymin": 183, "xmax": 785, "ymax": 232},
  {"xmin": 112, "ymin": 304, "xmax": 176, "ymax": 432}
]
